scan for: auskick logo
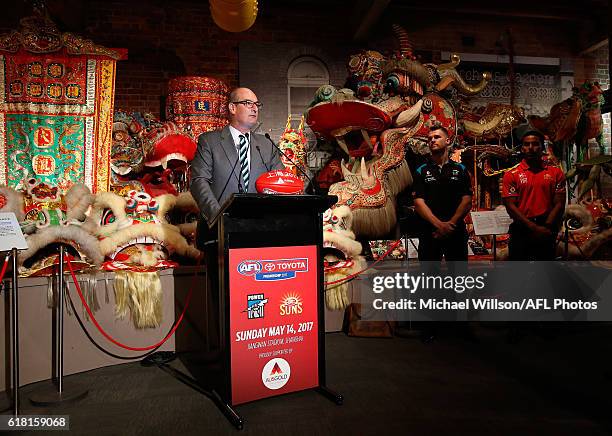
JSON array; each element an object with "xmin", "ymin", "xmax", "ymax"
[
  {"xmin": 244, "ymin": 293, "xmax": 267, "ymax": 319},
  {"xmin": 261, "ymin": 358, "xmax": 291, "ymax": 390},
  {"xmin": 240, "ymin": 258, "xmax": 308, "ymax": 281},
  {"xmin": 280, "ymin": 293, "xmax": 303, "ymax": 316}
]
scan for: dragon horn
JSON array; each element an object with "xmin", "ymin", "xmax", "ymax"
[
  {"xmin": 437, "ymin": 69, "xmax": 491, "ymax": 95},
  {"xmin": 298, "ymin": 115, "xmax": 305, "ymax": 132},
  {"xmin": 285, "ymin": 115, "xmax": 292, "ymax": 131},
  {"xmin": 437, "ymin": 53, "xmax": 461, "ymax": 71},
  {"xmin": 360, "ymin": 157, "xmax": 368, "ymax": 180},
  {"xmin": 341, "ymin": 159, "xmax": 352, "ymax": 179},
  {"xmin": 392, "ymin": 24, "xmax": 413, "ymax": 59}
]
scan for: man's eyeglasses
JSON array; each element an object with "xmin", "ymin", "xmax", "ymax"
[{"xmin": 231, "ymin": 100, "xmax": 263, "ymax": 109}]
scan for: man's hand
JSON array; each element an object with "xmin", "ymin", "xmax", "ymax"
[
  {"xmin": 530, "ymin": 223, "xmax": 553, "ymax": 239},
  {"xmin": 433, "ymin": 221, "xmax": 456, "ymax": 239}
]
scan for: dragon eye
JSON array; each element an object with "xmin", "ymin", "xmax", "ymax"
[
  {"xmin": 101, "ymin": 209, "xmax": 116, "ymax": 226},
  {"xmin": 126, "ymin": 198, "xmax": 137, "ymax": 210},
  {"xmin": 137, "ymin": 193, "xmax": 151, "ymax": 202},
  {"xmin": 113, "ymin": 131, "xmax": 128, "ymax": 142}
]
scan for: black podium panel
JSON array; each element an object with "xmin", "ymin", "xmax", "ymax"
[
  {"xmin": 224, "ymin": 214, "xmax": 319, "ymax": 248},
  {"xmin": 178, "ymin": 194, "xmax": 338, "ymax": 407}
]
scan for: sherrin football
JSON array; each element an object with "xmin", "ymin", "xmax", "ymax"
[{"xmin": 255, "ymin": 170, "xmax": 304, "ymax": 195}]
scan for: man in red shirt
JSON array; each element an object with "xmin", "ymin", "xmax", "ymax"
[{"xmin": 502, "ymin": 125, "xmax": 566, "ymax": 260}]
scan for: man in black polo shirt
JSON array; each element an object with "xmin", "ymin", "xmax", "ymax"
[{"xmin": 412, "ymin": 126, "xmax": 473, "ymax": 261}]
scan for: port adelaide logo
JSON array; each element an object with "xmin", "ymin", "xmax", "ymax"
[
  {"xmin": 237, "ymin": 258, "xmax": 308, "ymax": 281},
  {"xmin": 244, "ymin": 293, "xmax": 268, "ymax": 319},
  {"xmin": 280, "ymin": 293, "xmax": 303, "ymax": 316},
  {"xmin": 261, "ymin": 358, "xmax": 291, "ymax": 390}
]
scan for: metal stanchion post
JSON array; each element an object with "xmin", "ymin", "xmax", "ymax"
[
  {"xmin": 1, "ymin": 249, "xmax": 20, "ymax": 415},
  {"xmin": 29, "ymin": 245, "xmax": 88, "ymax": 406},
  {"xmin": 11, "ymin": 248, "xmax": 19, "ymax": 415},
  {"xmin": 58, "ymin": 245, "xmax": 64, "ymax": 394}
]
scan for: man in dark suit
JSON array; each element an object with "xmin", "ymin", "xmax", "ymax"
[
  {"xmin": 190, "ymin": 87, "xmax": 284, "ymax": 224},
  {"xmin": 189, "ymin": 88, "xmax": 284, "ymax": 351}
]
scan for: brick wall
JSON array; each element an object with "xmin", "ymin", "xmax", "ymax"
[
  {"xmin": 79, "ymin": 0, "xmax": 353, "ymax": 116},
  {"xmin": 372, "ymin": 14, "xmax": 582, "ymax": 58},
  {"xmin": 0, "ymin": 1, "xmax": 608, "ymax": 130},
  {"xmin": 239, "ymin": 41, "xmax": 354, "ymax": 140}
]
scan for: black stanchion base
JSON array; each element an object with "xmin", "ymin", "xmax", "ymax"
[
  {"xmin": 316, "ymin": 385, "xmax": 343, "ymax": 405},
  {"xmin": 28, "ymin": 381, "xmax": 89, "ymax": 407},
  {"xmin": 141, "ymin": 351, "xmax": 177, "ymax": 367}
]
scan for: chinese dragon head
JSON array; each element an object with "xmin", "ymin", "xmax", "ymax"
[
  {"xmin": 307, "ymin": 25, "xmax": 493, "ymax": 239},
  {"xmin": 0, "ymin": 180, "xmax": 102, "ymax": 276},
  {"xmin": 83, "ymin": 189, "xmax": 201, "ymax": 328},
  {"xmin": 561, "ymin": 200, "xmax": 612, "ymax": 260},
  {"xmin": 322, "ymin": 206, "xmax": 365, "ymax": 310},
  {"xmin": 110, "ymin": 111, "xmax": 197, "ymax": 197}
]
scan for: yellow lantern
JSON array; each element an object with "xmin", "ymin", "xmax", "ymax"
[{"xmin": 209, "ymin": 0, "xmax": 258, "ymax": 33}]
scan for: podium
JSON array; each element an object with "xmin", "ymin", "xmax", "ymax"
[{"xmin": 177, "ymin": 194, "xmax": 341, "ymax": 427}]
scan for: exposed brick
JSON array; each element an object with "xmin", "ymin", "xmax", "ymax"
[{"xmin": 1, "ymin": 0, "xmax": 607, "ymax": 133}]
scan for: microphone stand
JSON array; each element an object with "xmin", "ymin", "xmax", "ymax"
[
  {"xmin": 264, "ymin": 133, "xmax": 321, "ymax": 195},
  {"xmin": 256, "ymin": 145, "xmax": 270, "ymax": 172},
  {"xmin": 219, "ymin": 148, "xmax": 244, "ymax": 199}
]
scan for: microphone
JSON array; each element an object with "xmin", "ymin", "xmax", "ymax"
[
  {"xmin": 256, "ymin": 145, "xmax": 270, "ymax": 172},
  {"xmin": 264, "ymin": 133, "xmax": 320, "ymax": 195}
]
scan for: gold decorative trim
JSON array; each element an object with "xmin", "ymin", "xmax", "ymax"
[
  {"xmin": 0, "ymin": 14, "xmax": 121, "ymax": 60},
  {"xmin": 95, "ymin": 60, "xmax": 116, "ymax": 193}
]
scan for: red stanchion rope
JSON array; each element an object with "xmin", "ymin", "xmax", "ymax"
[
  {"xmin": 324, "ymin": 239, "xmax": 403, "ymax": 287},
  {"xmin": 0, "ymin": 256, "xmax": 10, "ymax": 282},
  {"xmin": 66, "ymin": 257, "xmax": 194, "ymax": 351}
]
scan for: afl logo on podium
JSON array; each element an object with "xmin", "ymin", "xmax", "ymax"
[{"xmin": 237, "ymin": 260, "xmax": 262, "ymax": 276}]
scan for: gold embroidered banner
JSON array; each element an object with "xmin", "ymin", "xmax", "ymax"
[{"xmin": 0, "ymin": 14, "xmax": 119, "ymax": 193}]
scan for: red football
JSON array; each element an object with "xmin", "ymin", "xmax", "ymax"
[{"xmin": 255, "ymin": 170, "xmax": 304, "ymax": 195}]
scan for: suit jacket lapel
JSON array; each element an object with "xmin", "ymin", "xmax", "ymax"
[
  {"xmin": 220, "ymin": 125, "xmax": 238, "ymax": 162},
  {"xmin": 220, "ymin": 126, "xmax": 245, "ymax": 193}
]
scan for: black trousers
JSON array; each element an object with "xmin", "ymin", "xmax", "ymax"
[
  {"xmin": 418, "ymin": 227, "xmax": 468, "ymax": 262},
  {"xmin": 508, "ymin": 218, "xmax": 557, "ymax": 261}
]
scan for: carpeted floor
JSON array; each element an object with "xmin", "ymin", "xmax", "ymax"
[{"xmin": 5, "ymin": 325, "xmax": 612, "ymax": 435}]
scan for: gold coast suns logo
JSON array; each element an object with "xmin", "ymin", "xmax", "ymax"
[{"xmin": 279, "ymin": 293, "xmax": 303, "ymax": 316}]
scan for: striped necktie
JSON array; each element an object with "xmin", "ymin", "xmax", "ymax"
[{"xmin": 238, "ymin": 133, "xmax": 249, "ymax": 191}]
